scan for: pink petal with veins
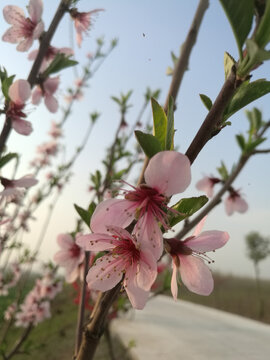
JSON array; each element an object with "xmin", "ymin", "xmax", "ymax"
[
  {"xmin": 3, "ymin": 6, "xmax": 25, "ymax": 25},
  {"xmin": 90, "ymin": 198, "xmax": 135, "ymax": 233},
  {"xmin": 28, "ymin": 0, "xmax": 43, "ymax": 23},
  {"xmin": 145, "ymin": 151, "xmax": 191, "ymax": 197},
  {"xmin": 185, "ymin": 230, "xmax": 229, "ymax": 252},
  {"xmin": 179, "ymin": 255, "xmax": 214, "ymax": 295},
  {"xmin": 12, "ymin": 119, "xmax": 32, "ymax": 135},
  {"xmin": 9, "ymin": 79, "xmax": 31, "ymax": 105}
]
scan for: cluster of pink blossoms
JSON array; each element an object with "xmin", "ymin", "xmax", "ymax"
[
  {"xmin": 0, "ymin": 263, "xmax": 21, "ymax": 296},
  {"xmin": 14, "ymin": 271, "xmax": 62, "ymax": 327},
  {"xmin": 77, "ymin": 151, "xmax": 229, "ymax": 309},
  {"xmin": 196, "ymin": 175, "xmax": 248, "ymax": 216}
]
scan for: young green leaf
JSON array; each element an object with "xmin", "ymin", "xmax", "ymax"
[
  {"xmin": 224, "ymin": 52, "xmax": 236, "ymax": 80},
  {"xmin": 217, "ymin": 161, "xmax": 229, "ymax": 181},
  {"xmin": 151, "ymin": 98, "xmax": 167, "ymax": 149},
  {"xmin": 199, "ymin": 94, "xmax": 212, "ymax": 111},
  {"xmin": 219, "ymin": 0, "xmax": 254, "ymax": 58},
  {"xmin": 223, "ymin": 79, "xmax": 270, "ymax": 121},
  {"xmin": 42, "ymin": 54, "xmax": 78, "ymax": 77},
  {"xmin": 169, "ymin": 196, "xmax": 208, "ymax": 227},
  {"xmin": 235, "ymin": 134, "xmax": 246, "ymax": 151},
  {"xmin": 74, "ymin": 202, "xmax": 96, "ymax": 228},
  {"xmin": 165, "ymin": 96, "xmax": 174, "ymax": 150},
  {"xmin": 0, "ymin": 152, "xmax": 18, "ymax": 169},
  {"xmin": 2, "ymin": 75, "xmax": 15, "ymax": 99},
  {"xmin": 254, "ymin": 0, "xmax": 270, "ymax": 48},
  {"xmin": 135, "ymin": 130, "xmax": 162, "ymax": 158}
]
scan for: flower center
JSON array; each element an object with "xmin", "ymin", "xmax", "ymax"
[
  {"xmin": 112, "ymin": 238, "xmax": 140, "ymax": 265},
  {"xmin": 69, "ymin": 243, "xmax": 81, "ymax": 258},
  {"xmin": 125, "ymin": 184, "xmax": 170, "ymax": 228}
]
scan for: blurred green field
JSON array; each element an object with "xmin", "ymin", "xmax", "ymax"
[{"xmin": 0, "ymin": 272, "xmax": 269, "ymax": 360}]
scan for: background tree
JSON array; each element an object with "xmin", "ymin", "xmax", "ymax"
[{"xmin": 245, "ymin": 231, "xmax": 270, "ymax": 318}]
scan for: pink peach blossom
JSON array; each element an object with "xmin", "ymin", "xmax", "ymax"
[
  {"xmin": 28, "ymin": 46, "xmax": 73, "ymax": 72},
  {"xmin": 54, "ymin": 233, "xmax": 85, "ymax": 283},
  {"xmin": 196, "ymin": 176, "xmax": 221, "ymax": 198},
  {"xmin": 32, "ymin": 76, "xmax": 59, "ymax": 113},
  {"xmin": 166, "ymin": 217, "xmax": 229, "ymax": 298},
  {"xmin": 48, "ymin": 121, "xmax": 62, "ymax": 138},
  {"xmin": 2, "ymin": 0, "xmax": 44, "ymax": 52},
  {"xmin": 77, "ymin": 225, "xmax": 157, "ymax": 309},
  {"xmin": 90, "ymin": 151, "xmax": 191, "ymax": 260},
  {"xmin": 7, "ymin": 79, "xmax": 32, "ymax": 135},
  {"xmin": 0, "ymin": 174, "xmax": 38, "ymax": 199},
  {"xmin": 225, "ymin": 190, "xmax": 248, "ymax": 216},
  {"xmin": 70, "ymin": 9, "xmax": 104, "ymax": 47}
]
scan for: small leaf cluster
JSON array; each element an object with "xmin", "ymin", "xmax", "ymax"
[{"xmin": 135, "ymin": 97, "xmax": 175, "ymax": 158}]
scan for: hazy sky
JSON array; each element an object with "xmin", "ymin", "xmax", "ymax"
[{"xmin": 0, "ymin": 0, "xmax": 270, "ymax": 279}]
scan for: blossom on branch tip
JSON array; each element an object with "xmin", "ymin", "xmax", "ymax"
[
  {"xmin": 53, "ymin": 233, "xmax": 85, "ymax": 283},
  {"xmin": 77, "ymin": 225, "xmax": 157, "ymax": 310},
  {"xmin": 196, "ymin": 176, "xmax": 221, "ymax": 198},
  {"xmin": 0, "ymin": 174, "xmax": 38, "ymax": 199},
  {"xmin": 225, "ymin": 190, "xmax": 248, "ymax": 216},
  {"xmin": 166, "ymin": 217, "xmax": 229, "ymax": 298},
  {"xmin": 7, "ymin": 79, "xmax": 32, "ymax": 135},
  {"xmin": 90, "ymin": 151, "xmax": 191, "ymax": 260},
  {"xmin": 2, "ymin": 0, "xmax": 44, "ymax": 52},
  {"xmin": 32, "ymin": 76, "xmax": 59, "ymax": 113},
  {"xmin": 70, "ymin": 8, "xmax": 104, "ymax": 47}
]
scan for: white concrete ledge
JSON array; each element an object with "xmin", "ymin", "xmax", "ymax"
[{"xmin": 111, "ymin": 295, "xmax": 270, "ymax": 360}]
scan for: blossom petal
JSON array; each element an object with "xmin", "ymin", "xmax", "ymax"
[
  {"xmin": 145, "ymin": 151, "xmax": 191, "ymax": 197},
  {"xmin": 12, "ymin": 119, "xmax": 33, "ymax": 135},
  {"xmin": 171, "ymin": 260, "xmax": 178, "ymax": 300},
  {"xmin": 29, "ymin": 0, "xmax": 43, "ymax": 23},
  {"xmin": 125, "ymin": 267, "xmax": 149, "ymax": 309},
  {"xmin": 193, "ymin": 216, "xmax": 207, "ymax": 237},
  {"xmin": 76, "ymin": 233, "xmax": 117, "ymax": 251},
  {"xmin": 44, "ymin": 95, "xmax": 58, "ymax": 113},
  {"xmin": 17, "ymin": 37, "xmax": 33, "ymax": 52},
  {"xmin": 196, "ymin": 177, "xmax": 213, "ymax": 197},
  {"xmin": 3, "ymin": 6, "xmax": 25, "ymax": 25},
  {"xmin": 33, "ymin": 21, "xmax": 44, "ymax": 39},
  {"xmin": 2, "ymin": 28, "xmax": 21, "ymax": 43},
  {"xmin": 179, "ymin": 255, "xmax": 213, "ymax": 295},
  {"xmin": 137, "ymin": 249, "xmax": 157, "ymax": 291},
  {"xmin": 135, "ymin": 212, "xmax": 163, "ymax": 260},
  {"xmin": 9, "ymin": 79, "xmax": 31, "ymax": 105},
  {"xmin": 90, "ymin": 198, "xmax": 135, "ymax": 233},
  {"xmin": 44, "ymin": 77, "xmax": 59, "ymax": 94},
  {"xmin": 57, "ymin": 233, "xmax": 74, "ymax": 249},
  {"xmin": 186, "ymin": 230, "xmax": 229, "ymax": 252},
  {"xmin": 225, "ymin": 197, "xmax": 234, "ymax": 216},
  {"xmin": 13, "ymin": 175, "xmax": 38, "ymax": 188},
  {"xmin": 32, "ymin": 87, "xmax": 42, "ymax": 105},
  {"xmin": 234, "ymin": 197, "xmax": 248, "ymax": 213},
  {"xmin": 65, "ymin": 266, "xmax": 79, "ymax": 283},
  {"xmin": 86, "ymin": 256, "xmax": 123, "ymax": 291}
]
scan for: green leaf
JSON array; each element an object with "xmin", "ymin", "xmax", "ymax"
[
  {"xmin": 135, "ymin": 130, "xmax": 162, "ymax": 158},
  {"xmin": 0, "ymin": 152, "xmax": 18, "ymax": 169},
  {"xmin": 169, "ymin": 196, "xmax": 208, "ymax": 227},
  {"xmin": 235, "ymin": 134, "xmax": 246, "ymax": 151},
  {"xmin": 165, "ymin": 96, "xmax": 174, "ymax": 150},
  {"xmin": 2, "ymin": 75, "xmax": 15, "ymax": 99},
  {"xmin": 217, "ymin": 161, "xmax": 229, "ymax": 181},
  {"xmin": 255, "ymin": 0, "xmax": 270, "ymax": 48},
  {"xmin": 151, "ymin": 98, "xmax": 167, "ymax": 149},
  {"xmin": 219, "ymin": 0, "xmax": 254, "ymax": 58},
  {"xmin": 224, "ymin": 52, "xmax": 236, "ymax": 80},
  {"xmin": 74, "ymin": 202, "xmax": 96, "ymax": 228},
  {"xmin": 199, "ymin": 94, "xmax": 212, "ymax": 111},
  {"xmin": 43, "ymin": 54, "xmax": 78, "ymax": 77},
  {"xmin": 223, "ymin": 79, "xmax": 270, "ymax": 121},
  {"xmin": 246, "ymin": 137, "xmax": 267, "ymax": 152}
]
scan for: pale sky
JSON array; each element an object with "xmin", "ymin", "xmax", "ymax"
[{"xmin": 0, "ymin": 0, "xmax": 270, "ymax": 279}]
